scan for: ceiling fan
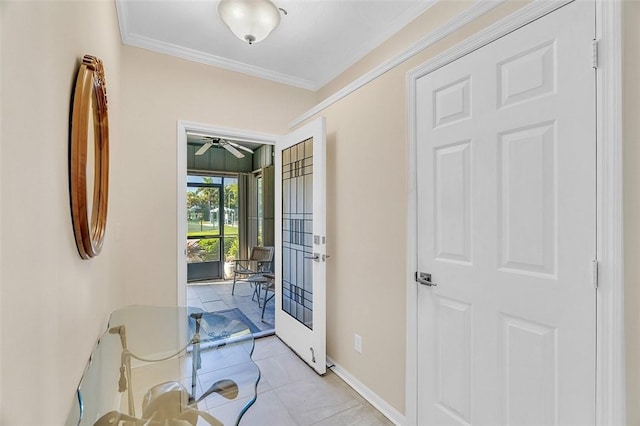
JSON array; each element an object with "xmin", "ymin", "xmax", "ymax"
[{"xmin": 187, "ymin": 131, "xmax": 254, "ymax": 159}]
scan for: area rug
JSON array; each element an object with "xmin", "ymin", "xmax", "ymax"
[
  {"xmin": 211, "ymin": 308, "xmax": 260, "ymax": 334},
  {"xmin": 188, "ymin": 307, "xmax": 260, "ymax": 334}
]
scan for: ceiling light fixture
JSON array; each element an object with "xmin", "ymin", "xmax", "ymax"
[{"xmin": 218, "ymin": 0, "xmax": 282, "ymax": 45}]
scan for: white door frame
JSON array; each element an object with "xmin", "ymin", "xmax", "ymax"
[
  {"xmin": 176, "ymin": 121, "xmax": 278, "ymax": 306},
  {"xmin": 405, "ymin": 1, "xmax": 624, "ymax": 425}
]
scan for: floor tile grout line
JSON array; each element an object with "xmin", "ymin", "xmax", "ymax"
[
  {"xmin": 307, "ymin": 405, "xmax": 363, "ymax": 426},
  {"xmin": 267, "ymin": 377, "xmax": 301, "ymax": 425},
  {"xmin": 187, "ymin": 286, "xmax": 391, "ymax": 425}
]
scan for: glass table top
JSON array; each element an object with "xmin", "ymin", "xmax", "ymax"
[{"xmin": 66, "ymin": 305, "xmax": 259, "ymax": 426}]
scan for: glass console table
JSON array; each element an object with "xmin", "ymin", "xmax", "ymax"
[{"xmin": 66, "ymin": 306, "xmax": 260, "ymax": 426}]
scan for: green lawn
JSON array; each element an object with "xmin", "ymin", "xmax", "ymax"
[{"xmin": 187, "ymin": 221, "xmax": 238, "ymax": 238}]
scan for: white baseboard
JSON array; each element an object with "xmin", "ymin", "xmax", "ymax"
[{"xmin": 326, "ymin": 356, "xmax": 406, "ymax": 426}]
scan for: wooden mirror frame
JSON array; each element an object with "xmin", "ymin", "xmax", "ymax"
[{"xmin": 70, "ymin": 55, "xmax": 109, "ymax": 259}]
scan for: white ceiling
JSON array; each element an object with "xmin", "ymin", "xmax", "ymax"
[{"xmin": 115, "ymin": 0, "xmax": 436, "ymax": 90}]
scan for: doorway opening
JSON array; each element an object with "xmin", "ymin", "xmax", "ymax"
[
  {"xmin": 187, "ymin": 174, "xmax": 238, "ymax": 282},
  {"xmin": 183, "ymin": 128, "xmax": 276, "ymax": 336},
  {"xmin": 177, "ymin": 117, "xmax": 327, "ymax": 371}
]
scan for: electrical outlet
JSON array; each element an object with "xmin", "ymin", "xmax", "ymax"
[{"xmin": 354, "ymin": 333, "xmax": 362, "ymax": 353}]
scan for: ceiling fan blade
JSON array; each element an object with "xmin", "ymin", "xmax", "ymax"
[
  {"xmin": 195, "ymin": 141, "xmax": 214, "ymax": 156},
  {"xmin": 226, "ymin": 140, "xmax": 254, "ymax": 154},
  {"xmin": 220, "ymin": 141, "xmax": 244, "ymax": 158}
]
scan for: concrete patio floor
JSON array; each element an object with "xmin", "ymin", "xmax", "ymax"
[{"xmin": 187, "ymin": 280, "xmax": 275, "ymax": 335}]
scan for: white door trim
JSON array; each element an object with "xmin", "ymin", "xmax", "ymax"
[
  {"xmin": 594, "ymin": 0, "xmax": 624, "ymax": 424},
  {"xmin": 175, "ymin": 121, "xmax": 278, "ymax": 306},
  {"xmin": 405, "ymin": 1, "xmax": 624, "ymax": 425}
]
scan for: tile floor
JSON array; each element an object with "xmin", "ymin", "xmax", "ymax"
[
  {"xmin": 124, "ymin": 336, "xmax": 392, "ymax": 425},
  {"xmin": 187, "ymin": 281, "xmax": 275, "ymax": 334},
  {"xmin": 223, "ymin": 335, "xmax": 393, "ymax": 426},
  {"xmin": 186, "ymin": 283, "xmax": 393, "ymax": 425}
]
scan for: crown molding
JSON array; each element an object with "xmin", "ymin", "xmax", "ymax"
[
  {"xmin": 123, "ymin": 33, "xmax": 318, "ymax": 91},
  {"xmin": 289, "ymin": 0, "xmax": 505, "ymax": 129},
  {"xmin": 314, "ymin": 0, "xmax": 438, "ymax": 90},
  {"xmin": 114, "ymin": 0, "xmax": 437, "ymax": 92},
  {"xmin": 115, "ymin": 0, "xmax": 130, "ymax": 44},
  {"xmin": 407, "ymin": 0, "xmax": 575, "ymax": 80},
  {"xmin": 115, "ymin": 0, "xmax": 316, "ymax": 91}
]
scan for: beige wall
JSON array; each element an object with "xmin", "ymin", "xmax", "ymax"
[
  {"xmin": 0, "ymin": 2, "xmax": 316, "ymax": 424},
  {"xmin": 322, "ymin": 70, "xmax": 408, "ymax": 411},
  {"xmin": 624, "ymin": 0, "xmax": 640, "ymax": 424},
  {"xmin": 317, "ymin": 1, "xmax": 526, "ymax": 102},
  {"xmin": 1, "ymin": 0, "xmax": 637, "ymax": 423},
  {"xmin": 1, "ymin": 2, "xmax": 4, "ymax": 417},
  {"xmin": 0, "ymin": 1, "xmax": 124, "ymax": 423},
  {"xmin": 117, "ymin": 47, "xmax": 316, "ymax": 306},
  {"xmin": 321, "ymin": 0, "xmax": 640, "ymax": 419},
  {"xmin": 113, "ymin": 8, "xmax": 501, "ymax": 412},
  {"xmin": 317, "ymin": 0, "xmax": 472, "ymax": 101},
  {"xmin": 315, "ymin": 1, "xmax": 528, "ymax": 413}
]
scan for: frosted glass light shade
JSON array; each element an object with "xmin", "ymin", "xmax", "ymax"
[{"xmin": 218, "ymin": 0, "xmax": 281, "ymax": 44}]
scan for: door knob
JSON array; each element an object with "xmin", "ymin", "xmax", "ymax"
[
  {"xmin": 416, "ymin": 272, "xmax": 437, "ymax": 286},
  {"xmin": 304, "ymin": 253, "xmax": 320, "ymax": 261}
]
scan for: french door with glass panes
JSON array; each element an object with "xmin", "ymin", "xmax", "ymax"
[{"xmin": 275, "ymin": 117, "xmax": 327, "ymax": 374}]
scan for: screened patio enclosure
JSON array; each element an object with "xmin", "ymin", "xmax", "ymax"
[{"xmin": 186, "ymin": 139, "xmax": 274, "ymax": 283}]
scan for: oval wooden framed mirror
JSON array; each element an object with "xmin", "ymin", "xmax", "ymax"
[{"xmin": 70, "ymin": 55, "xmax": 109, "ymax": 259}]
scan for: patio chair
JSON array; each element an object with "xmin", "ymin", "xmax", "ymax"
[
  {"xmin": 260, "ymin": 273, "xmax": 276, "ymax": 321},
  {"xmin": 231, "ymin": 246, "xmax": 274, "ymax": 297}
]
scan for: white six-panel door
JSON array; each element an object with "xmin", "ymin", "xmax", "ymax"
[{"xmin": 416, "ymin": 1, "xmax": 596, "ymax": 424}]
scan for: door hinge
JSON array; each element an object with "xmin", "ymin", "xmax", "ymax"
[
  {"xmin": 592, "ymin": 259, "xmax": 599, "ymax": 289},
  {"xmin": 592, "ymin": 39, "xmax": 599, "ymax": 69}
]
